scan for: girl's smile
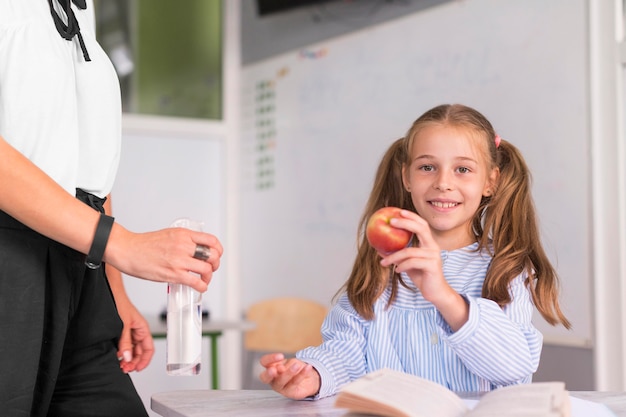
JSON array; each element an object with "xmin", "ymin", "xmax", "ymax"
[{"xmin": 429, "ymin": 199, "xmax": 460, "ymax": 210}]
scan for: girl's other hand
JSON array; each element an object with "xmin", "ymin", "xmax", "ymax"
[{"xmin": 258, "ymin": 353, "xmax": 321, "ymax": 400}]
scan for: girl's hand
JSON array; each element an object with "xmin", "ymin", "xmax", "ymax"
[
  {"xmin": 380, "ymin": 210, "xmax": 469, "ymax": 330},
  {"xmin": 379, "ymin": 210, "xmax": 447, "ymax": 298},
  {"xmin": 258, "ymin": 353, "xmax": 321, "ymax": 400}
]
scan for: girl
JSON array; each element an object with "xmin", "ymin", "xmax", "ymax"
[{"xmin": 259, "ymin": 104, "xmax": 570, "ymax": 400}]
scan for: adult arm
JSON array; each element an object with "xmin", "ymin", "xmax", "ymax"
[{"xmin": 0, "ymin": 135, "xmax": 222, "ymax": 292}]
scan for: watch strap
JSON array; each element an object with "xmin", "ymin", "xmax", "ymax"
[{"xmin": 85, "ymin": 213, "xmax": 115, "ymax": 269}]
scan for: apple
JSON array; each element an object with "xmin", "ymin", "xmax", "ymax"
[{"xmin": 366, "ymin": 207, "xmax": 412, "ymax": 255}]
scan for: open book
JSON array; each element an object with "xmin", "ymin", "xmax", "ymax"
[{"xmin": 334, "ymin": 368, "xmax": 570, "ymax": 417}]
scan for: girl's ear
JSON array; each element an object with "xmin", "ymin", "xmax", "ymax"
[
  {"xmin": 401, "ymin": 164, "xmax": 411, "ymax": 192},
  {"xmin": 483, "ymin": 167, "xmax": 500, "ymax": 197}
]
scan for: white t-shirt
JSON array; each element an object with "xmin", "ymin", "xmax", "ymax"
[{"xmin": 0, "ymin": 0, "xmax": 121, "ymax": 198}]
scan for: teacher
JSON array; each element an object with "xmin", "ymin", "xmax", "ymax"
[{"xmin": 0, "ymin": 1, "xmax": 223, "ymax": 416}]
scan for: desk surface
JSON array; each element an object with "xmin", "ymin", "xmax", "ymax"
[{"xmin": 152, "ymin": 389, "xmax": 626, "ymax": 417}]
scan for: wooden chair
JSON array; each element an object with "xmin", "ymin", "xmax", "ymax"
[{"xmin": 242, "ymin": 297, "xmax": 328, "ymax": 388}]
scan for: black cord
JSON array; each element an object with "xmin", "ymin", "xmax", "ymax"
[{"xmin": 47, "ymin": 0, "xmax": 91, "ymax": 62}]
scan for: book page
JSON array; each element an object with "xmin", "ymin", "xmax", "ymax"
[
  {"xmin": 465, "ymin": 382, "xmax": 570, "ymax": 417},
  {"xmin": 568, "ymin": 396, "xmax": 616, "ymax": 417},
  {"xmin": 334, "ymin": 369, "xmax": 469, "ymax": 417},
  {"xmin": 463, "ymin": 395, "xmax": 616, "ymax": 417}
]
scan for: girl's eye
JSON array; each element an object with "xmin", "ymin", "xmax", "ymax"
[
  {"xmin": 457, "ymin": 167, "xmax": 470, "ymax": 174},
  {"xmin": 419, "ymin": 165, "xmax": 434, "ymax": 172}
]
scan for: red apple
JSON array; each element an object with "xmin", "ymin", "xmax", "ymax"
[{"xmin": 366, "ymin": 207, "xmax": 412, "ymax": 255}]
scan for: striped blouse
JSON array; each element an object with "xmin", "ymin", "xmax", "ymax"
[{"xmin": 296, "ymin": 242, "xmax": 543, "ymax": 399}]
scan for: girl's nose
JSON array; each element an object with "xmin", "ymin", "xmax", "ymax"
[{"xmin": 433, "ymin": 173, "xmax": 453, "ymax": 191}]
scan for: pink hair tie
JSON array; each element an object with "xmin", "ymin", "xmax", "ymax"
[{"xmin": 494, "ymin": 134, "xmax": 501, "ymax": 148}]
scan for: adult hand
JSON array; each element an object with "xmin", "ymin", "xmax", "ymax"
[
  {"xmin": 105, "ymin": 260, "xmax": 155, "ymax": 373},
  {"xmin": 106, "ymin": 225, "xmax": 224, "ymax": 293},
  {"xmin": 116, "ymin": 301, "xmax": 155, "ymax": 373}
]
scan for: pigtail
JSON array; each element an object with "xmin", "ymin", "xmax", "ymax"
[
  {"xmin": 339, "ymin": 138, "xmax": 414, "ymax": 320},
  {"xmin": 479, "ymin": 140, "xmax": 571, "ymax": 328}
]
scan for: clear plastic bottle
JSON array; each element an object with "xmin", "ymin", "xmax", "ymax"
[{"xmin": 166, "ymin": 218, "xmax": 203, "ymax": 376}]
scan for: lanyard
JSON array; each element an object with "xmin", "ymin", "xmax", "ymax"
[{"xmin": 47, "ymin": 0, "xmax": 91, "ymax": 62}]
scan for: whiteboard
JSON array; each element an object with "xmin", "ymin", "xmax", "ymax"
[{"xmin": 240, "ymin": 0, "xmax": 590, "ymax": 346}]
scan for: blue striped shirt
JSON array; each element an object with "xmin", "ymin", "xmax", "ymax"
[{"xmin": 296, "ymin": 242, "xmax": 543, "ymax": 399}]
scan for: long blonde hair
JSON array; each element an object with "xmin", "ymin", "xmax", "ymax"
[
  {"xmin": 339, "ymin": 138, "xmax": 414, "ymax": 319},
  {"xmin": 342, "ymin": 104, "xmax": 570, "ymax": 329}
]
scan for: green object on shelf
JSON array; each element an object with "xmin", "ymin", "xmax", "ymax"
[
  {"xmin": 94, "ymin": 0, "xmax": 223, "ymax": 120},
  {"xmin": 134, "ymin": 0, "xmax": 222, "ymax": 119}
]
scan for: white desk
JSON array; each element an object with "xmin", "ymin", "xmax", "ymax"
[
  {"xmin": 151, "ymin": 389, "xmax": 626, "ymax": 417},
  {"xmin": 148, "ymin": 317, "xmax": 254, "ymax": 389}
]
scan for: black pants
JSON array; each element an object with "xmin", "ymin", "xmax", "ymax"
[{"xmin": 0, "ymin": 191, "xmax": 147, "ymax": 417}]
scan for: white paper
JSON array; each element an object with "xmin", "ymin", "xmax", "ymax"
[{"xmin": 463, "ymin": 395, "xmax": 616, "ymax": 417}]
